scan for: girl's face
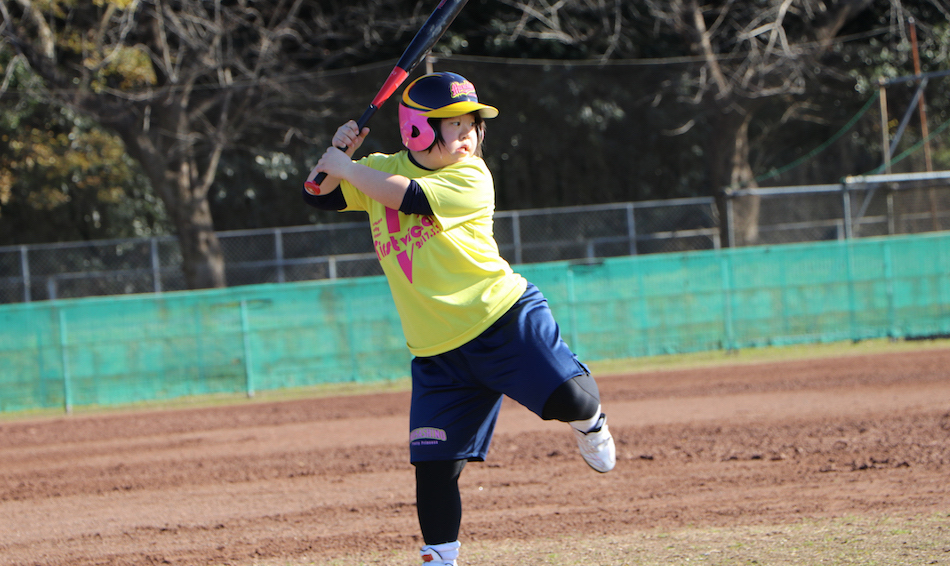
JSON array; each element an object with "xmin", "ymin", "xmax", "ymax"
[{"xmin": 425, "ymin": 113, "xmax": 481, "ymax": 168}]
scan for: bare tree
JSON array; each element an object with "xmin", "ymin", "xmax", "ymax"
[
  {"xmin": 496, "ymin": 0, "xmax": 638, "ymax": 60},
  {"xmin": 498, "ymin": 0, "xmax": 881, "ymax": 244},
  {"xmin": 642, "ymin": 0, "xmax": 876, "ymax": 245},
  {"xmin": 0, "ymin": 0, "xmax": 421, "ymax": 288}
]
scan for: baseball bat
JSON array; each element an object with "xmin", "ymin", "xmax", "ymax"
[{"xmin": 305, "ymin": 0, "xmax": 469, "ymax": 194}]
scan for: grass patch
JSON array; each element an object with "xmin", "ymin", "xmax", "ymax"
[{"xmin": 281, "ymin": 513, "xmax": 950, "ymax": 566}]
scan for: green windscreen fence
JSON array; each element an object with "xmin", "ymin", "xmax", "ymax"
[{"xmin": 2, "ymin": 233, "xmax": 949, "ymax": 413}]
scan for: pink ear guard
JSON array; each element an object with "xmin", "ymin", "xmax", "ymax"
[{"xmin": 399, "ymin": 104, "xmax": 436, "ymax": 151}]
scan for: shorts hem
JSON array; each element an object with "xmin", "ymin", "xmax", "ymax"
[{"xmin": 410, "ymin": 453, "xmax": 486, "ymax": 464}]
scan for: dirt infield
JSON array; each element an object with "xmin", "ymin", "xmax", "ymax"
[{"xmin": 2, "ymin": 346, "xmax": 949, "ymax": 566}]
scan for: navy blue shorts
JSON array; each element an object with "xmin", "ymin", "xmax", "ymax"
[{"xmin": 408, "ymin": 282, "xmax": 590, "ymax": 463}]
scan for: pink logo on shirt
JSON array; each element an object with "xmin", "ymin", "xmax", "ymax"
[{"xmin": 372, "ymin": 208, "xmax": 441, "ymax": 283}]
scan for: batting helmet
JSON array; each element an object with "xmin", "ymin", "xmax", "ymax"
[{"xmin": 398, "ymin": 72, "xmax": 498, "ymax": 151}]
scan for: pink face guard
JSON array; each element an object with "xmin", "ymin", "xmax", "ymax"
[{"xmin": 399, "ymin": 104, "xmax": 436, "ymax": 151}]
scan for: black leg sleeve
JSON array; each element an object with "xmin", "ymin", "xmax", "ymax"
[
  {"xmin": 414, "ymin": 459, "xmax": 467, "ymax": 545},
  {"xmin": 541, "ymin": 372, "xmax": 601, "ymax": 422}
]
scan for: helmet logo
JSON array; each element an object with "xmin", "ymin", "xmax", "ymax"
[{"xmin": 449, "ymin": 80, "xmax": 476, "ymax": 99}]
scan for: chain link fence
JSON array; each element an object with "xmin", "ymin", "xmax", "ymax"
[{"xmin": 2, "ymin": 172, "xmax": 949, "ymax": 304}]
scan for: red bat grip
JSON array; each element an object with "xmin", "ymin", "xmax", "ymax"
[{"xmin": 304, "ymin": 105, "xmax": 380, "ymax": 195}]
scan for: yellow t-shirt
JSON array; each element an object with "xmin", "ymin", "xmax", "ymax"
[{"xmin": 338, "ymin": 151, "xmax": 527, "ymax": 357}]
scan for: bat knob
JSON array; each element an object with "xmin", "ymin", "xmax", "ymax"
[{"xmin": 304, "ymin": 181, "xmax": 321, "ymax": 195}]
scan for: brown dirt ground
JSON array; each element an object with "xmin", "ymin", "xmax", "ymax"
[{"xmin": 1, "ymin": 347, "xmax": 949, "ymax": 566}]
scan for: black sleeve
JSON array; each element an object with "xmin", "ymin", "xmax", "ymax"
[
  {"xmin": 399, "ymin": 180, "xmax": 434, "ymax": 215},
  {"xmin": 302, "ymin": 187, "xmax": 347, "ymax": 211}
]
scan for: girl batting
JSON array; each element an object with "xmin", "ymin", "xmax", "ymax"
[{"xmin": 303, "ymin": 71, "xmax": 615, "ymax": 566}]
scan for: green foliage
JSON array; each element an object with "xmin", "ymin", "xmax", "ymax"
[
  {"xmin": 0, "ymin": 48, "xmax": 167, "ymax": 245},
  {"xmin": 84, "ymin": 45, "xmax": 157, "ymax": 92}
]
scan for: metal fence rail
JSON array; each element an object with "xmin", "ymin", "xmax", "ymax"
[{"xmin": 2, "ymin": 172, "xmax": 949, "ymax": 304}]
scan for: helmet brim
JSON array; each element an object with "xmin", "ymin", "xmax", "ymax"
[{"xmin": 420, "ymin": 101, "xmax": 499, "ymax": 119}]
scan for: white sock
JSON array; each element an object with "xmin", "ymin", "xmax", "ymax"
[{"xmin": 570, "ymin": 404, "xmax": 602, "ymax": 433}]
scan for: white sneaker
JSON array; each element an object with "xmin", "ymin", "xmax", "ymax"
[
  {"xmin": 573, "ymin": 413, "xmax": 616, "ymax": 473},
  {"xmin": 421, "ymin": 540, "xmax": 460, "ymax": 565}
]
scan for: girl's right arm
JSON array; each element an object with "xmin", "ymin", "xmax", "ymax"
[{"xmin": 305, "ymin": 121, "xmax": 370, "ymax": 195}]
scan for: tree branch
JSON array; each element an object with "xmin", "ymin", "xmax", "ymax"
[{"xmin": 689, "ymin": 0, "xmax": 731, "ymax": 99}]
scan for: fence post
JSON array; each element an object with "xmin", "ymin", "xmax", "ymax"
[
  {"xmin": 887, "ymin": 189, "xmax": 896, "ymax": 235},
  {"xmin": 842, "ymin": 183, "xmax": 853, "ymax": 239},
  {"xmin": 20, "ymin": 245, "xmax": 31, "ymax": 302},
  {"xmin": 240, "ymin": 300, "xmax": 255, "ymax": 398},
  {"xmin": 565, "ymin": 267, "xmax": 580, "ymax": 354},
  {"xmin": 511, "ymin": 211, "xmax": 522, "ymax": 265},
  {"xmin": 725, "ymin": 197, "xmax": 736, "ymax": 248},
  {"xmin": 626, "ymin": 203, "xmax": 638, "ymax": 256},
  {"xmin": 883, "ymin": 240, "xmax": 897, "ymax": 337},
  {"xmin": 151, "ymin": 238, "xmax": 162, "ymax": 293},
  {"xmin": 58, "ymin": 307, "xmax": 73, "ymax": 414},
  {"xmin": 275, "ymin": 229, "xmax": 286, "ymax": 284},
  {"xmin": 719, "ymin": 251, "xmax": 736, "ymax": 351},
  {"xmin": 845, "ymin": 240, "xmax": 858, "ymax": 339},
  {"xmin": 636, "ymin": 264, "xmax": 652, "ymax": 356}
]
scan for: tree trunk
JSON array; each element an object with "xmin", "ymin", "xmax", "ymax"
[
  {"xmin": 173, "ymin": 165, "xmax": 226, "ymax": 289},
  {"xmin": 709, "ymin": 108, "xmax": 761, "ymax": 247},
  {"xmin": 107, "ymin": 105, "xmax": 228, "ymax": 290},
  {"xmin": 728, "ymin": 115, "xmax": 761, "ymax": 246}
]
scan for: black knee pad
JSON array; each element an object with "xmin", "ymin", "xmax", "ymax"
[{"xmin": 541, "ymin": 372, "xmax": 601, "ymax": 422}]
